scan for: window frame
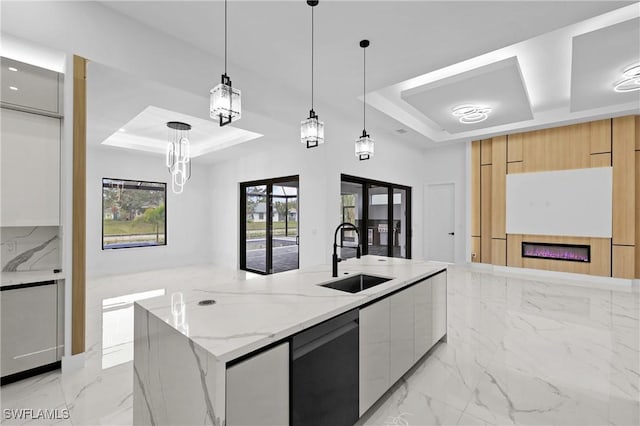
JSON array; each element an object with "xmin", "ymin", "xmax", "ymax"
[{"xmin": 101, "ymin": 177, "xmax": 167, "ymax": 250}]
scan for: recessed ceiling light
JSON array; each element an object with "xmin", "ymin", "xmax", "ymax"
[
  {"xmin": 452, "ymin": 104, "xmax": 492, "ymax": 124},
  {"xmin": 614, "ymin": 63, "xmax": 640, "ymax": 93},
  {"xmin": 119, "ymin": 128, "xmax": 126, "ymax": 132},
  {"xmin": 9, "ymin": 86, "xmax": 18, "ymax": 91},
  {"xmin": 8, "ymin": 67, "xmax": 17, "ymax": 72}
]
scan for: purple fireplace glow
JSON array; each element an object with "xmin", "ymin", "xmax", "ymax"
[{"xmin": 522, "ymin": 242, "xmax": 590, "ymax": 263}]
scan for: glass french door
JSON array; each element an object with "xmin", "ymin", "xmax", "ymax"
[
  {"xmin": 341, "ymin": 174, "xmax": 411, "ymax": 259},
  {"xmin": 241, "ymin": 176, "xmax": 299, "ymax": 274}
]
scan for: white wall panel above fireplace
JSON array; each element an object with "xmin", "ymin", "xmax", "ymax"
[{"xmin": 506, "ymin": 167, "xmax": 612, "ymax": 238}]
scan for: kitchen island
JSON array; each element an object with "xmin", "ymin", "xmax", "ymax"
[{"xmin": 133, "ymin": 256, "xmax": 447, "ymax": 425}]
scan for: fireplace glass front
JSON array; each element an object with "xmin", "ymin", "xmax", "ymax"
[{"xmin": 521, "ymin": 242, "xmax": 590, "ymax": 263}]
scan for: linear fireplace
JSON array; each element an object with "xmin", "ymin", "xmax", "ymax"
[{"xmin": 522, "ymin": 242, "xmax": 590, "ymax": 263}]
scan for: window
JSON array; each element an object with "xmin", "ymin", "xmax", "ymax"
[
  {"xmin": 102, "ymin": 178, "xmax": 166, "ymax": 249},
  {"xmin": 341, "ymin": 175, "xmax": 411, "ymax": 259}
]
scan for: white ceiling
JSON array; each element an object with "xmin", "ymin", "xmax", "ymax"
[
  {"xmin": 101, "ymin": 105, "xmax": 263, "ymax": 157},
  {"xmin": 400, "ymin": 57, "xmax": 533, "ymax": 133},
  {"xmin": 571, "ymin": 17, "xmax": 640, "ymax": 112},
  {"xmin": 92, "ymin": 1, "xmax": 638, "ymax": 152}
]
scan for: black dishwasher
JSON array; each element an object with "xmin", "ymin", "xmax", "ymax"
[{"xmin": 291, "ymin": 309, "xmax": 359, "ymax": 426}]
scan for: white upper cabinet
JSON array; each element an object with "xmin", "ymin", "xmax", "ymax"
[
  {"xmin": 1, "ymin": 108, "xmax": 60, "ymax": 226},
  {"xmin": 1, "ymin": 58, "xmax": 61, "ymax": 115}
]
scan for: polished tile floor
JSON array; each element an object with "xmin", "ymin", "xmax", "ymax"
[{"xmin": 1, "ymin": 266, "xmax": 638, "ymax": 425}]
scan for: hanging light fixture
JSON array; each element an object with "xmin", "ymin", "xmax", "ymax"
[
  {"xmin": 300, "ymin": 0, "xmax": 324, "ymax": 148},
  {"xmin": 166, "ymin": 121, "xmax": 191, "ymax": 194},
  {"xmin": 210, "ymin": 0, "xmax": 241, "ymax": 126},
  {"xmin": 355, "ymin": 39, "xmax": 374, "ymax": 161}
]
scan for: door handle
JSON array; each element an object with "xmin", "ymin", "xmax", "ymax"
[
  {"xmin": 296, "ymin": 236, "xmax": 299, "ymax": 245},
  {"xmin": 448, "ymin": 232, "xmax": 455, "ymax": 235}
]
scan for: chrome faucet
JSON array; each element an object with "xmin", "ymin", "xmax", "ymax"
[{"xmin": 332, "ymin": 222, "xmax": 361, "ymax": 277}]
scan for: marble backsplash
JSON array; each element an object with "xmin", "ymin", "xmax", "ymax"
[{"xmin": 1, "ymin": 226, "xmax": 60, "ymax": 272}]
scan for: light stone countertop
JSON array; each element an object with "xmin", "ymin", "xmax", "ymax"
[
  {"xmin": 135, "ymin": 256, "xmax": 447, "ymax": 362},
  {"xmin": 0, "ymin": 270, "xmax": 65, "ymax": 287}
]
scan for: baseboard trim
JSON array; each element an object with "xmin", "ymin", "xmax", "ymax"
[{"xmin": 1, "ymin": 361, "xmax": 61, "ymax": 386}]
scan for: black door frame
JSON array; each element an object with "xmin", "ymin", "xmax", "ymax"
[
  {"xmin": 240, "ymin": 175, "xmax": 299, "ymax": 275},
  {"xmin": 341, "ymin": 174, "xmax": 412, "ymax": 259}
]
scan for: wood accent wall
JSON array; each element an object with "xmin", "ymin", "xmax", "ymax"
[
  {"xmin": 471, "ymin": 116, "xmax": 639, "ymax": 279},
  {"xmin": 72, "ymin": 56, "xmax": 87, "ymax": 355}
]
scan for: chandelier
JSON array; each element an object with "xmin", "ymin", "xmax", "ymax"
[{"xmin": 166, "ymin": 121, "xmax": 191, "ymax": 194}]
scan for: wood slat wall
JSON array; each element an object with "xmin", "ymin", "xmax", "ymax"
[
  {"xmin": 612, "ymin": 117, "xmax": 636, "ymax": 246},
  {"xmin": 471, "ymin": 115, "xmax": 638, "ymax": 278}
]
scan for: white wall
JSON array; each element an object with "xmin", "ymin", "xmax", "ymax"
[
  {"xmin": 422, "ymin": 141, "xmax": 470, "ymax": 264},
  {"xmin": 209, "ymin": 113, "xmax": 428, "ymax": 270},
  {"xmin": 86, "ymin": 148, "xmax": 212, "ymax": 277}
]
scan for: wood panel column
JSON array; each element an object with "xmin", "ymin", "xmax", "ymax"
[
  {"xmin": 72, "ymin": 55, "xmax": 87, "ymax": 355},
  {"xmin": 612, "ymin": 116, "xmax": 636, "ymax": 279},
  {"xmin": 480, "ymin": 139, "xmax": 492, "ymax": 264},
  {"xmin": 491, "ymin": 136, "xmax": 507, "ymax": 265},
  {"xmin": 471, "ymin": 141, "xmax": 480, "ymax": 262}
]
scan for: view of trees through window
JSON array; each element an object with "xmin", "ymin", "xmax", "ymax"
[{"xmin": 102, "ymin": 178, "xmax": 166, "ymax": 249}]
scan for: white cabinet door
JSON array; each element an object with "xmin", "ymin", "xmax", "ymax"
[
  {"xmin": 359, "ymin": 298, "xmax": 390, "ymax": 416},
  {"xmin": 389, "ymin": 288, "xmax": 415, "ymax": 384},
  {"xmin": 226, "ymin": 342, "xmax": 289, "ymax": 426},
  {"xmin": 1, "ymin": 108, "xmax": 60, "ymax": 226},
  {"xmin": 1, "ymin": 283, "xmax": 58, "ymax": 377},
  {"xmin": 431, "ymin": 272, "xmax": 447, "ymax": 346},
  {"xmin": 0, "ymin": 58, "xmax": 60, "ymax": 114},
  {"xmin": 413, "ymin": 278, "xmax": 433, "ymax": 361}
]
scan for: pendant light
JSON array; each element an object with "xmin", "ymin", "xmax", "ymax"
[
  {"xmin": 355, "ymin": 39, "xmax": 374, "ymax": 160},
  {"xmin": 210, "ymin": 0, "xmax": 241, "ymax": 126},
  {"xmin": 300, "ymin": 0, "xmax": 325, "ymax": 148},
  {"xmin": 166, "ymin": 121, "xmax": 191, "ymax": 194}
]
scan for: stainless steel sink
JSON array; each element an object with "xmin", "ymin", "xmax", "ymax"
[{"xmin": 319, "ymin": 274, "xmax": 393, "ymax": 293}]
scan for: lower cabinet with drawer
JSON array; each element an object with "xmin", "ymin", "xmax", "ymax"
[{"xmin": 1, "ymin": 280, "xmax": 64, "ymax": 384}]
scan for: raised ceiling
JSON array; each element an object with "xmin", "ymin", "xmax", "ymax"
[
  {"xmin": 571, "ymin": 17, "xmax": 640, "ymax": 112},
  {"xmin": 94, "ymin": 1, "xmax": 638, "ymax": 148},
  {"xmin": 401, "ymin": 57, "xmax": 533, "ymax": 134}
]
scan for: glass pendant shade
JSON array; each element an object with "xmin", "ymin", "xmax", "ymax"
[
  {"xmin": 210, "ymin": 74, "xmax": 241, "ymax": 126},
  {"xmin": 166, "ymin": 121, "xmax": 192, "ymax": 194},
  {"xmin": 355, "ymin": 131, "xmax": 374, "ymax": 161},
  {"xmin": 301, "ymin": 110, "xmax": 325, "ymax": 148}
]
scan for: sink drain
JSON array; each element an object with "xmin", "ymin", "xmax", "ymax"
[{"xmin": 198, "ymin": 299, "xmax": 216, "ymax": 306}]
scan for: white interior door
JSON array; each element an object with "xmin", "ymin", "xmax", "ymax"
[{"xmin": 425, "ymin": 183, "xmax": 455, "ymax": 263}]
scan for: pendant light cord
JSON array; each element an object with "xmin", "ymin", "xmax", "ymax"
[
  {"xmin": 363, "ymin": 45, "xmax": 366, "ymax": 132},
  {"xmin": 311, "ymin": 5, "xmax": 314, "ymax": 111},
  {"xmin": 224, "ymin": 0, "xmax": 228, "ymax": 75}
]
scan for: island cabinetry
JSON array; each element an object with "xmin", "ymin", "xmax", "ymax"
[
  {"xmin": 358, "ymin": 269, "xmax": 448, "ymax": 415},
  {"xmin": 389, "ymin": 288, "xmax": 415, "ymax": 383},
  {"xmin": 430, "ymin": 271, "xmax": 447, "ymax": 347},
  {"xmin": 414, "ymin": 270, "xmax": 447, "ymax": 360},
  {"xmin": 359, "ymin": 298, "xmax": 390, "ymax": 416},
  {"xmin": 226, "ymin": 342, "xmax": 289, "ymax": 426}
]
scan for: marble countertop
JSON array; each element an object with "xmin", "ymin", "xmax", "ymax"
[
  {"xmin": 135, "ymin": 256, "xmax": 447, "ymax": 362},
  {"xmin": 1, "ymin": 270, "xmax": 65, "ymax": 287}
]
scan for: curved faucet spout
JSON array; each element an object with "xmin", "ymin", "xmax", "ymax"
[{"xmin": 332, "ymin": 222, "xmax": 362, "ymax": 277}]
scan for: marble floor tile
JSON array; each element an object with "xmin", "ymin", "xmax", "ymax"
[
  {"xmin": 359, "ymin": 378, "xmax": 464, "ymax": 426},
  {"xmin": 1, "ymin": 264, "xmax": 638, "ymax": 426}
]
